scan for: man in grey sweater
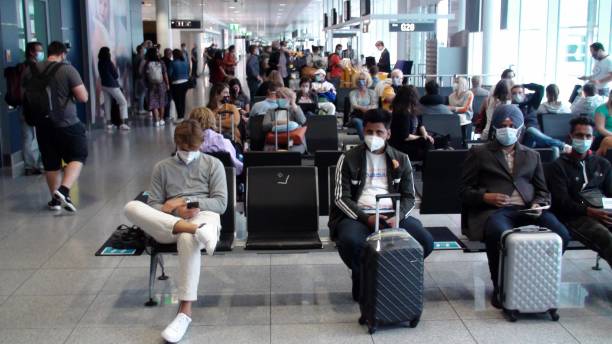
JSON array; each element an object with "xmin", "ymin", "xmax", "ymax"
[{"xmin": 124, "ymin": 120, "xmax": 227, "ymax": 343}]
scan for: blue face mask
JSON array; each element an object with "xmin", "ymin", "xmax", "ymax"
[
  {"xmin": 495, "ymin": 126, "xmax": 520, "ymax": 146},
  {"xmin": 277, "ymin": 98, "xmax": 289, "ymax": 108},
  {"xmin": 571, "ymin": 138, "xmax": 592, "ymax": 154},
  {"xmin": 357, "ymin": 79, "xmax": 366, "ymax": 88},
  {"xmin": 36, "ymin": 51, "xmax": 45, "ymax": 62}
]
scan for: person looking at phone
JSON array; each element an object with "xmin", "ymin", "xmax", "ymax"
[
  {"xmin": 329, "ymin": 109, "xmax": 434, "ymax": 302},
  {"xmin": 548, "ymin": 116, "xmax": 612, "ymax": 269},
  {"xmin": 123, "ymin": 120, "xmax": 227, "ymax": 343},
  {"xmin": 460, "ymin": 104, "xmax": 570, "ymax": 309}
]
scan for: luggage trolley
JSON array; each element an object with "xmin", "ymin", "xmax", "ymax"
[{"xmin": 272, "ymin": 106, "xmax": 292, "ymax": 151}]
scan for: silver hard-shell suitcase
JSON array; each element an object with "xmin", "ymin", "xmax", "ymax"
[{"xmin": 498, "ymin": 226, "xmax": 562, "ymax": 322}]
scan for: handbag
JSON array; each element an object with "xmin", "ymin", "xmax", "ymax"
[{"xmin": 578, "ymin": 188, "xmax": 604, "ymax": 208}]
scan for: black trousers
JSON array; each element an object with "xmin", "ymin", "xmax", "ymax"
[
  {"xmin": 170, "ymin": 82, "xmax": 190, "ymax": 119},
  {"xmin": 335, "ymin": 216, "xmax": 434, "ymax": 281}
]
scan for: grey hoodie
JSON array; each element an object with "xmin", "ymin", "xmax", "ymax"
[{"xmin": 571, "ymin": 95, "xmax": 606, "ymax": 116}]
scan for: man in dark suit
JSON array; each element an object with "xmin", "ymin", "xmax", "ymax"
[
  {"xmin": 459, "ymin": 104, "xmax": 570, "ymax": 308},
  {"xmin": 375, "ymin": 41, "xmax": 391, "ymax": 73}
]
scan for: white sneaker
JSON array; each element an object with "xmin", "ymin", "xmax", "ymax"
[
  {"xmin": 154, "ymin": 121, "xmax": 160, "ymax": 127},
  {"xmin": 195, "ymin": 226, "xmax": 219, "ymax": 255},
  {"xmin": 161, "ymin": 313, "xmax": 192, "ymax": 343},
  {"xmin": 119, "ymin": 123, "xmax": 131, "ymax": 131},
  {"xmin": 160, "ymin": 120, "xmax": 166, "ymax": 126},
  {"xmin": 106, "ymin": 124, "xmax": 114, "ymax": 131}
]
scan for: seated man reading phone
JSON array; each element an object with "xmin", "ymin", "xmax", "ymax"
[
  {"xmin": 460, "ymin": 105, "xmax": 570, "ymax": 309},
  {"xmin": 124, "ymin": 120, "xmax": 227, "ymax": 343},
  {"xmin": 329, "ymin": 109, "xmax": 434, "ymax": 302}
]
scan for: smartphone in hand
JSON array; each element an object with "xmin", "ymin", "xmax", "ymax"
[{"xmin": 187, "ymin": 201, "xmax": 199, "ymax": 209}]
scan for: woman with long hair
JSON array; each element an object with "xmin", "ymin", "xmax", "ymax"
[
  {"xmin": 169, "ymin": 49, "xmax": 190, "ymax": 121},
  {"xmin": 480, "ymin": 79, "xmax": 512, "ymax": 140},
  {"xmin": 140, "ymin": 47, "xmax": 170, "ymax": 126},
  {"xmin": 389, "ymin": 85, "xmax": 434, "ymax": 161},
  {"xmin": 537, "ymin": 84, "xmax": 571, "ymax": 114},
  {"xmin": 206, "ymin": 83, "xmax": 242, "ymax": 144},
  {"xmin": 228, "ymin": 78, "xmax": 250, "ymax": 117},
  {"xmin": 448, "ymin": 76, "xmax": 474, "ymax": 125},
  {"xmin": 97, "ymin": 46, "xmax": 130, "ymax": 130}
]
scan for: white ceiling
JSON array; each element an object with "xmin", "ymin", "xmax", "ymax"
[{"xmin": 142, "ymin": 0, "xmax": 322, "ymax": 37}]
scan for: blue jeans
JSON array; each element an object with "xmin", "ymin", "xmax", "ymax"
[
  {"xmin": 484, "ymin": 207, "xmax": 570, "ymax": 287},
  {"xmin": 352, "ymin": 117, "xmax": 364, "ymax": 141},
  {"xmin": 335, "ymin": 216, "xmax": 434, "ymax": 281},
  {"xmin": 523, "ymin": 127, "xmax": 563, "ymax": 156}
]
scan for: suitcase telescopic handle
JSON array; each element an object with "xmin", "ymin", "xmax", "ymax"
[{"xmin": 374, "ymin": 193, "xmax": 402, "ymax": 234}]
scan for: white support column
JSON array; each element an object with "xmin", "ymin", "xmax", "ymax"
[
  {"xmin": 156, "ymin": 0, "xmax": 172, "ymax": 49},
  {"xmin": 457, "ymin": 0, "xmax": 466, "ymax": 32},
  {"xmin": 481, "ymin": 0, "xmax": 501, "ymax": 85}
]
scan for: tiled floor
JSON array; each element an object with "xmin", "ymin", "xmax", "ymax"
[{"xmin": 1, "ymin": 81, "xmax": 611, "ymax": 343}]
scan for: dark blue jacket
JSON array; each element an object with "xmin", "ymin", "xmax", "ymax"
[{"xmin": 98, "ymin": 59, "xmax": 119, "ymax": 88}]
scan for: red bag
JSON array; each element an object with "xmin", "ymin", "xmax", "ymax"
[{"xmin": 265, "ymin": 126, "xmax": 307, "ymax": 146}]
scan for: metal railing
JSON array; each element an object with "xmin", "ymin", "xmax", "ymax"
[{"xmin": 403, "ymin": 73, "xmax": 500, "ymax": 87}]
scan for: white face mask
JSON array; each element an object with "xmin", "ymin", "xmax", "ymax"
[
  {"xmin": 495, "ymin": 127, "xmax": 521, "ymax": 146},
  {"xmin": 392, "ymin": 77, "xmax": 401, "ymax": 86},
  {"xmin": 176, "ymin": 150, "xmax": 201, "ymax": 164},
  {"xmin": 364, "ymin": 135, "xmax": 386, "ymax": 152}
]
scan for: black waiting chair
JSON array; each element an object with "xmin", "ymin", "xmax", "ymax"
[
  {"xmin": 205, "ymin": 151, "xmax": 234, "ymax": 168},
  {"xmin": 534, "ymin": 148, "xmax": 555, "ymax": 163},
  {"xmin": 305, "ymin": 116, "xmax": 339, "ymax": 154},
  {"xmin": 420, "ymin": 149, "xmax": 469, "ymax": 214},
  {"xmin": 539, "ymin": 113, "xmax": 577, "ymax": 141},
  {"xmin": 422, "ymin": 114, "xmax": 464, "ymax": 149},
  {"xmin": 335, "ymin": 88, "xmax": 353, "ymax": 114},
  {"xmin": 438, "ymin": 87, "xmax": 453, "ymax": 98},
  {"xmin": 248, "ymin": 115, "xmax": 266, "ymax": 151},
  {"xmin": 243, "ymin": 151, "xmax": 302, "ymax": 169},
  {"xmin": 245, "ymin": 166, "xmax": 322, "ymax": 250},
  {"xmin": 144, "ymin": 166, "xmax": 237, "ymax": 306},
  {"xmin": 315, "ymin": 151, "xmax": 343, "ymax": 215}
]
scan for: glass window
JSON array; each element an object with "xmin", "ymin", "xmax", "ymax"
[
  {"xmin": 556, "ymin": 0, "xmax": 589, "ymax": 100},
  {"xmin": 516, "ymin": 0, "xmax": 548, "ymax": 84}
]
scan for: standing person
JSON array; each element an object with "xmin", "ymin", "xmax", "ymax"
[
  {"xmin": 246, "ymin": 45, "xmax": 262, "ymax": 98},
  {"xmin": 141, "ymin": 47, "xmax": 170, "ymax": 127},
  {"xmin": 270, "ymin": 41, "xmax": 290, "ymax": 86},
  {"xmin": 327, "ymin": 44, "xmax": 343, "ymax": 88},
  {"xmin": 134, "ymin": 45, "xmax": 147, "ymax": 114},
  {"xmin": 223, "ymin": 45, "xmax": 238, "ymax": 76},
  {"xmin": 124, "ymin": 120, "xmax": 226, "ymax": 343},
  {"xmin": 204, "ymin": 43, "xmax": 216, "ymax": 75},
  {"xmin": 22, "ymin": 41, "xmax": 89, "ymax": 212},
  {"xmin": 169, "ymin": 49, "xmax": 191, "ymax": 122},
  {"xmin": 180, "ymin": 43, "xmax": 189, "ymax": 68},
  {"xmin": 471, "ymin": 75, "xmax": 490, "ymax": 96},
  {"xmin": 460, "ymin": 105, "xmax": 570, "ymax": 308},
  {"xmin": 375, "ymin": 41, "xmax": 391, "ymax": 74},
  {"xmin": 389, "ymin": 86, "xmax": 435, "ymax": 161},
  {"xmin": 329, "ymin": 109, "xmax": 434, "ymax": 301},
  {"xmin": 209, "ymin": 50, "xmax": 227, "ymax": 85},
  {"xmin": 579, "ymin": 42, "xmax": 612, "ymax": 96},
  {"xmin": 97, "ymin": 47, "xmax": 130, "ymax": 131},
  {"xmin": 190, "ymin": 43, "xmax": 198, "ymax": 78},
  {"xmin": 162, "ymin": 48, "xmax": 173, "ymax": 121},
  {"xmin": 21, "ymin": 41, "xmax": 45, "ymax": 175}
]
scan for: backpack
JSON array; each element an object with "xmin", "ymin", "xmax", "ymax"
[
  {"xmin": 22, "ymin": 62, "xmax": 65, "ymax": 126},
  {"xmin": 146, "ymin": 61, "xmax": 163, "ymax": 84},
  {"xmin": 3, "ymin": 62, "xmax": 28, "ymax": 107}
]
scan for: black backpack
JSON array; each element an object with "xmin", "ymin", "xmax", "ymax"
[{"xmin": 22, "ymin": 62, "xmax": 65, "ymax": 126}]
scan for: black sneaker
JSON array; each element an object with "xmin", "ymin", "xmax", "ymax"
[
  {"xmin": 54, "ymin": 190, "xmax": 77, "ymax": 212},
  {"xmin": 48, "ymin": 198, "xmax": 61, "ymax": 211},
  {"xmin": 352, "ymin": 276, "xmax": 360, "ymax": 302}
]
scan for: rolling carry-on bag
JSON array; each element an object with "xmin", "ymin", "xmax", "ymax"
[
  {"xmin": 498, "ymin": 225, "xmax": 562, "ymax": 322},
  {"xmin": 358, "ymin": 193, "xmax": 424, "ymax": 334}
]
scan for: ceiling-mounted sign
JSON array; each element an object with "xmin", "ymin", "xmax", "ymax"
[
  {"xmin": 171, "ymin": 20, "xmax": 201, "ymax": 29},
  {"xmin": 388, "ymin": 22, "xmax": 436, "ymax": 32}
]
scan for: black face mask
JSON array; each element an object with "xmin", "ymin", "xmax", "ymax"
[{"xmin": 222, "ymin": 96, "xmax": 231, "ymax": 104}]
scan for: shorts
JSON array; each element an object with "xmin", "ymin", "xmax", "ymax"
[{"xmin": 36, "ymin": 122, "xmax": 88, "ymax": 171}]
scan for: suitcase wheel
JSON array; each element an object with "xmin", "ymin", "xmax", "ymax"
[
  {"xmin": 549, "ymin": 309, "xmax": 560, "ymax": 322},
  {"xmin": 358, "ymin": 316, "xmax": 366, "ymax": 325},
  {"xmin": 505, "ymin": 309, "xmax": 519, "ymax": 322},
  {"xmin": 409, "ymin": 317, "xmax": 420, "ymax": 328}
]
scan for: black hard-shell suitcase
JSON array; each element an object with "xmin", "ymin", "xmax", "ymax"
[{"xmin": 358, "ymin": 193, "xmax": 424, "ymax": 334}]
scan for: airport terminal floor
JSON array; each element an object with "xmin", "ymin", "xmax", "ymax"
[{"xmin": 0, "ymin": 78, "xmax": 611, "ymax": 344}]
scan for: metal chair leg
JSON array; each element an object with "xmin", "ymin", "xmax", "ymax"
[
  {"xmin": 592, "ymin": 255, "xmax": 602, "ymax": 271},
  {"xmin": 145, "ymin": 252, "xmax": 160, "ymax": 306},
  {"xmin": 158, "ymin": 254, "xmax": 169, "ymax": 280}
]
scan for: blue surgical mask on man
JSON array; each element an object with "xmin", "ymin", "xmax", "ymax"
[
  {"xmin": 495, "ymin": 126, "xmax": 521, "ymax": 146},
  {"xmin": 36, "ymin": 51, "xmax": 45, "ymax": 62},
  {"xmin": 571, "ymin": 138, "xmax": 592, "ymax": 154}
]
